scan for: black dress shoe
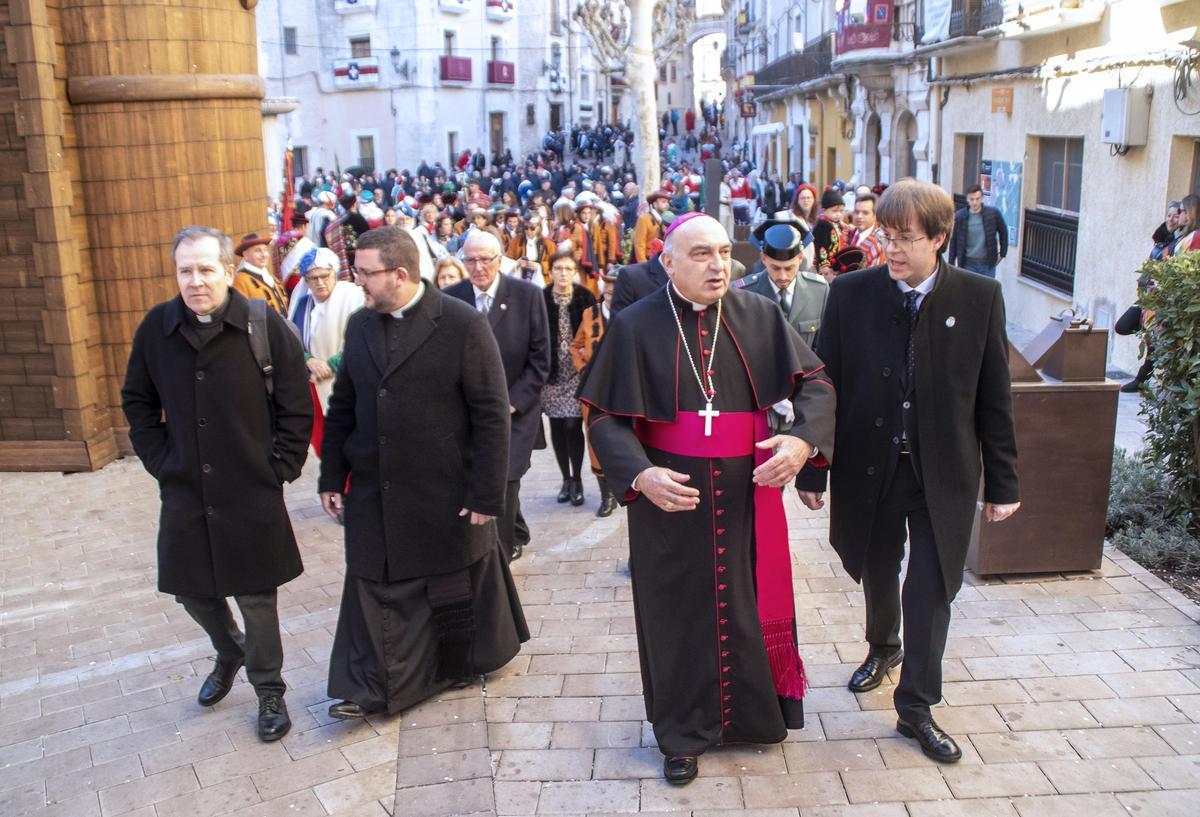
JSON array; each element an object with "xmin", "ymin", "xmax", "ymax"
[
  {"xmin": 597, "ymin": 493, "xmax": 618, "ymax": 517},
  {"xmin": 897, "ymin": 717, "xmax": 962, "ymax": 763},
  {"xmin": 569, "ymin": 478, "xmax": 585, "ymax": 506},
  {"xmin": 663, "ymin": 755, "xmax": 699, "ymax": 784},
  {"xmin": 847, "ymin": 649, "xmax": 903, "ymax": 693},
  {"xmin": 257, "ymin": 694, "xmax": 291, "ymax": 742},
  {"xmin": 1119, "ymin": 379, "xmax": 1144, "ymax": 394},
  {"xmin": 509, "ymin": 540, "xmax": 523, "ymax": 562},
  {"xmin": 557, "ymin": 479, "xmax": 571, "ymax": 503},
  {"xmin": 197, "ymin": 656, "xmax": 243, "ymax": 707},
  {"xmin": 328, "ymin": 700, "xmax": 381, "ymax": 720}
]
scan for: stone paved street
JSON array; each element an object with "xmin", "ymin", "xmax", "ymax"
[{"xmin": 2, "ymin": 407, "xmax": 1198, "ymax": 817}]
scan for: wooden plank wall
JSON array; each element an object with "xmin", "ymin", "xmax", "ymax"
[{"xmin": 0, "ymin": 0, "xmax": 268, "ymax": 470}]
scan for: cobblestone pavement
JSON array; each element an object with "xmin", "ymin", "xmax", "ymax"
[{"xmin": 2, "ymin": 423, "xmax": 1198, "ymax": 817}]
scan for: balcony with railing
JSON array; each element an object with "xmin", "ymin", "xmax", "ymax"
[
  {"xmin": 984, "ymin": 0, "xmax": 1105, "ymax": 40},
  {"xmin": 440, "ymin": 55, "xmax": 472, "ymax": 83},
  {"xmin": 487, "ymin": 60, "xmax": 515, "ymax": 85},
  {"xmin": 334, "ymin": 0, "xmax": 376, "ymax": 13},
  {"xmin": 753, "ymin": 33, "xmax": 834, "ymax": 94},
  {"xmin": 835, "ymin": 0, "xmax": 896, "ymax": 58},
  {"xmin": 949, "ymin": 0, "xmax": 1003, "ymax": 37},
  {"xmin": 1021, "ymin": 208, "xmax": 1079, "ymax": 295}
]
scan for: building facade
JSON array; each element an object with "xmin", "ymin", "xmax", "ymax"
[
  {"xmin": 256, "ymin": 0, "xmax": 613, "ymax": 194},
  {"xmin": 722, "ymin": 0, "xmax": 1200, "ymax": 375}
]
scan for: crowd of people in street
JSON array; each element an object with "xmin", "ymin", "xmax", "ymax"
[{"xmin": 119, "ymin": 116, "xmax": 1197, "ymax": 786}]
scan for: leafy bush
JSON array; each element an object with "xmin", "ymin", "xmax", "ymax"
[
  {"xmin": 1136, "ymin": 250, "xmax": 1200, "ymax": 525},
  {"xmin": 1107, "ymin": 449, "xmax": 1172, "ymax": 535},
  {"xmin": 1108, "ymin": 448, "xmax": 1200, "ymax": 578}
]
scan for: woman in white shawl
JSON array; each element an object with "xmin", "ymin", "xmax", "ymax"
[{"xmin": 287, "ymin": 246, "xmax": 365, "ymax": 456}]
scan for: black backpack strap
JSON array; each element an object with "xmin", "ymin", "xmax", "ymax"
[{"xmin": 247, "ymin": 298, "xmax": 275, "ymax": 397}]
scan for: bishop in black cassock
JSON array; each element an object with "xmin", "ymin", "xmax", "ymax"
[{"xmin": 578, "ymin": 214, "xmax": 835, "ymax": 783}]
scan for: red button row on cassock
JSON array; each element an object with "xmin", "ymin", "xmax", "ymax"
[{"xmin": 713, "ymin": 462, "xmax": 733, "ymax": 736}]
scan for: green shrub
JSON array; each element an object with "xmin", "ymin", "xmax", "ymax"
[
  {"xmin": 1108, "ymin": 448, "xmax": 1200, "ymax": 578},
  {"xmin": 1107, "ymin": 448, "xmax": 1172, "ymax": 535},
  {"xmin": 1111, "ymin": 519, "xmax": 1200, "ymax": 575},
  {"xmin": 1136, "ymin": 250, "xmax": 1200, "ymax": 525}
]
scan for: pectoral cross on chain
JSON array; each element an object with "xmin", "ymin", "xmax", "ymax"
[{"xmin": 699, "ymin": 400, "xmax": 720, "ymax": 436}]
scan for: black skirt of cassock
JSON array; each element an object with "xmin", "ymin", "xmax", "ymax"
[
  {"xmin": 630, "ymin": 444, "xmax": 804, "ymax": 758},
  {"xmin": 327, "ymin": 537, "xmax": 529, "ymax": 714}
]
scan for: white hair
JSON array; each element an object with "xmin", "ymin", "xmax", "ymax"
[{"xmin": 460, "ymin": 229, "xmax": 502, "ymax": 257}]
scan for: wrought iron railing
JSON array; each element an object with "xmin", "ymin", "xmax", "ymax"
[
  {"xmin": 753, "ymin": 32, "xmax": 833, "ymax": 89},
  {"xmin": 949, "ymin": 0, "xmax": 1003, "ymax": 37},
  {"xmin": 1021, "ymin": 208, "xmax": 1078, "ymax": 294}
]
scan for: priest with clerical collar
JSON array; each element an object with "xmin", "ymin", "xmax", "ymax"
[{"xmin": 577, "ymin": 212, "xmax": 836, "ymax": 784}]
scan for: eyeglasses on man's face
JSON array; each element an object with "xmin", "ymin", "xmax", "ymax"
[
  {"xmin": 462, "ymin": 254, "xmax": 499, "ymax": 267},
  {"xmin": 880, "ymin": 233, "xmax": 928, "ymax": 253},
  {"xmin": 351, "ymin": 265, "xmax": 397, "ymax": 280}
]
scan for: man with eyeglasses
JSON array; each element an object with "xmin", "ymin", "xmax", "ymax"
[
  {"xmin": 797, "ymin": 179, "xmax": 1020, "ymax": 764},
  {"xmin": 318, "ymin": 226, "xmax": 528, "ymax": 720},
  {"xmin": 122, "ymin": 226, "xmax": 312, "ymax": 743},
  {"xmin": 444, "ymin": 231, "xmax": 551, "ymax": 562}
]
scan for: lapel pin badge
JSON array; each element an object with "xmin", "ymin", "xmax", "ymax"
[
  {"xmin": 500, "ymin": 303, "xmax": 507, "ymax": 311},
  {"xmin": 945, "ymin": 316, "xmax": 956, "ymax": 328}
]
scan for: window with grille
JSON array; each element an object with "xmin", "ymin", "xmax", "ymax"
[
  {"xmin": 283, "ymin": 27, "xmax": 297, "ymax": 56},
  {"xmin": 350, "ymin": 36, "xmax": 370, "ymax": 59}
]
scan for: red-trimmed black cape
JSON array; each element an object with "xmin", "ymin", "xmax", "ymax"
[
  {"xmin": 573, "ymin": 284, "xmax": 837, "ymax": 758},
  {"xmin": 576, "ymin": 284, "xmax": 835, "ymax": 499}
]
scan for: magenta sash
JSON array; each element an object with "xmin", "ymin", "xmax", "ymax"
[{"xmin": 633, "ymin": 410, "xmax": 807, "ymax": 700}]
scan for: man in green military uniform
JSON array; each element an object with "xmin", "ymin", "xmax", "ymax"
[{"xmin": 735, "ymin": 217, "xmax": 830, "ymax": 433}]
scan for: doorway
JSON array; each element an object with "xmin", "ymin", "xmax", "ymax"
[
  {"xmin": 489, "ymin": 112, "xmax": 505, "ymax": 160},
  {"xmin": 865, "ymin": 113, "xmax": 882, "ymax": 186},
  {"xmin": 550, "ymin": 102, "xmax": 563, "ymax": 132}
]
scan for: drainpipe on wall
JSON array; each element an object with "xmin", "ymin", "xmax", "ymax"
[{"xmin": 928, "ymin": 55, "xmax": 941, "ymax": 185}]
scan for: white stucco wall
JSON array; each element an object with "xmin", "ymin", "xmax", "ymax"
[{"xmin": 935, "ymin": 0, "xmax": 1200, "ymax": 374}]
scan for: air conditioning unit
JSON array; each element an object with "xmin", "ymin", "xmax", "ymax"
[{"xmin": 1100, "ymin": 87, "xmax": 1151, "ymax": 146}]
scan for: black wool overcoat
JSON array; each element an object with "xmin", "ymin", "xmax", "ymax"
[
  {"xmin": 444, "ymin": 275, "xmax": 550, "ymax": 481},
  {"xmin": 797, "ymin": 262, "xmax": 1019, "ymax": 597},
  {"xmin": 318, "ymin": 287, "xmax": 512, "ymax": 582},
  {"xmin": 121, "ymin": 291, "xmax": 312, "ymax": 598}
]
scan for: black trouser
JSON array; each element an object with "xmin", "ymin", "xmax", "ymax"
[
  {"xmin": 861, "ymin": 458, "xmax": 952, "ymax": 724},
  {"xmin": 1115, "ymin": 305, "xmax": 1154, "ymax": 382},
  {"xmin": 499, "ymin": 479, "xmax": 531, "ymax": 554},
  {"xmin": 176, "ymin": 591, "xmax": 285, "ymax": 697},
  {"xmin": 548, "ymin": 417, "xmax": 585, "ymax": 481}
]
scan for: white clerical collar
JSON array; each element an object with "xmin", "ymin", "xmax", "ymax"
[
  {"xmin": 194, "ymin": 312, "xmax": 214, "ymax": 324},
  {"xmin": 473, "ymin": 274, "xmax": 501, "ymax": 302},
  {"xmin": 390, "ymin": 281, "xmax": 426, "ymax": 319},
  {"xmin": 670, "ymin": 283, "xmax": 710, "ymax": 312}
]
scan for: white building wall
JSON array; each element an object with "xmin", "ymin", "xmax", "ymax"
[
  {"xmin": 935, "ymin": 0, "xmax": 1200, "ymax": 374},
  {"xmin": 257, "ymin": 0, "xmax": 591, "ymax": 181}
]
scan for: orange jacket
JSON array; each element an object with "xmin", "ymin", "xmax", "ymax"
[
  {"xmin": 505, "ymin": 234, "xmax": 557, "ymax": 285},
  {"xmin": 634, "ymin": 212, "xmax": 663, "ymax": 262},
  {"xmin": 232, "ymin": 268, "xmax": 288, "ymax": 317}
]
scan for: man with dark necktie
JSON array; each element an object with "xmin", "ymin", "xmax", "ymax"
[{"xmin": 797, "ymin": 179, "xmax": 1020, "ymax": 763}]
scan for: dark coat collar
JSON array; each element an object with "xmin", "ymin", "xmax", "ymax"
[
  {"xmin": 364, "ymin": 283, "xmax": 444, "ymax": 378},
  {"xmin": 162, "ymin": 290, "xmax": 250, "ymax": 336}
]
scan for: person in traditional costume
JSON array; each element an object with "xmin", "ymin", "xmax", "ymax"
[
  {"xmin": 318, "ymin": 226, "xmax": 529, "ymax": 719},
  {"xmin": 577, "ymin": 213, "xmax": 836, "ymax": 783},
  {"xmin": 569, "ymin": 197, "xmax": 614, "ymax": 298},
  {"xmin": 233, "ymin": 233, "xmax": 289, "ymax": 317},
  {"xmin": 571, "ymin": 271, "xmax": 619, "ymax": 517},
  {"xmin": 633, "ymin": 190, "xmax": 671, "ymax": 262},
  {"xmin": 287, "ymin": 247, "xmax": 365, "ymax": 458},
  {"xmin": 812, "ymin": 189, "xmax": 846, "ymax": 278},
  {"xmin": 506, "ymin": 216, "xmax": 556, "ymax": 286},
  {"xmin": 307, "ymin": 191, "xmax": 338, "ymax": 248}
]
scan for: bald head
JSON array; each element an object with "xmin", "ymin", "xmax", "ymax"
[{"xmin": 661, "ymin": 214, "xmax": 731, "ymax": 306}]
